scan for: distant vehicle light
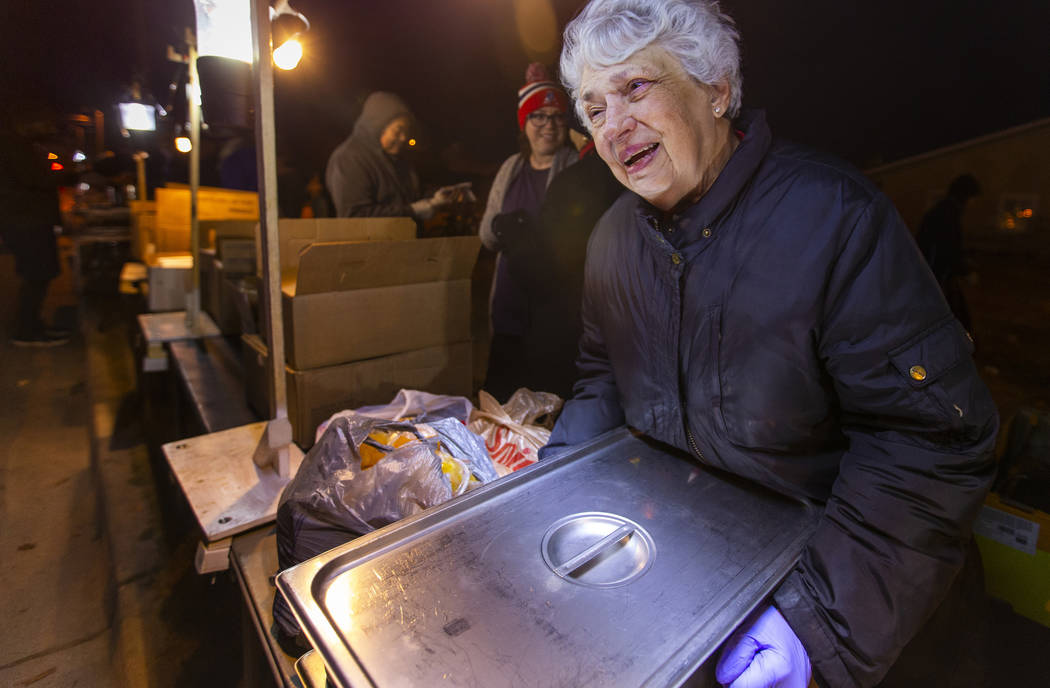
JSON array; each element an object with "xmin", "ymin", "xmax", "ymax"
[
  {"xmin": 51, "ymin": 162, "xmax": 64, "ymax": 171},
  {"xmin": 72, "ymin": 150, "xmax": 86, "ymax": 162},
  {"xmin": 119, "ymin": 102, "xmax": 157, "ymax": 131},
  {"xmin": 175, "ymin": 136, "xmax": 192, "ymax": 153},
  {"xmin": 273, "ymin": 38, "xmax": 303, "ymax": 70},
  {"xmin": 78, "ymin": 183, "xmax": 90, "ymax": 192},
  {"xmin": 48, "ymin": 152, "xmax": 58, "ymax": 160}
]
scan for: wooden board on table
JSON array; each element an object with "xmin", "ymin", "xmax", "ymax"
[
  {"xmin": 138, "ymin": 311, "xmax": 221, "ymax": 343},
  {"xmin": 162, "ymin": 421, "xmax": 304, "ymax": 542}
]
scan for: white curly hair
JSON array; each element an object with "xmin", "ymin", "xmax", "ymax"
[{"xmin": 560, "ymin": 0, "xmax": 743, "ymax": 127}]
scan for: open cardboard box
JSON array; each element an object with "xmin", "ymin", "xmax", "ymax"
[
  {"xmin": 153, "ymin": 185, "xmax": 259, "ymax": 254},
  {"xmin": 242, "ymin": 334, "xmax": 473, "ymax": 449},
  {"xmin": 271, "ymin": 217, "xmax": 417, "ymax": 273},
  {"xmin": 280, "ymin": 234, "xmax": 480, "ymax": 370}
]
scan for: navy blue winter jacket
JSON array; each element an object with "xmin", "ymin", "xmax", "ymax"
[{"xmin": 545, "ymin": 110, "xmax": 998, "ymax": 687}]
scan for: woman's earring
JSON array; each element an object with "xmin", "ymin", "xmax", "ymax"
[{"xmin": 713, "ymin": 106, "xmax": 722, "ymax": 115}]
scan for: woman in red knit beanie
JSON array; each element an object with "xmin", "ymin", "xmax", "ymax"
[{"xmin": 478, "ymin": 63, "xmax": 578, "ymax": 404}]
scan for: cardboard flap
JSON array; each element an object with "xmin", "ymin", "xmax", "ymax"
[
  {"xmin": 293, "ymin": 236, "xmax": 480, "ymax": 295},
  {"xmin": 277, "ymin": 217, "xmax": 417, "ymax": 272}
]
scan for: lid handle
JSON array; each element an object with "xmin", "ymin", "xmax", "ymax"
[{"xmin": 554, "ymin": 523, "xmax": 635, "ymax": 577}]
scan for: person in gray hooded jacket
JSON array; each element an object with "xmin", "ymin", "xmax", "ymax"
[{"xmin": 325, "ymin": 91, "xmax": 455, "ymax": 226}]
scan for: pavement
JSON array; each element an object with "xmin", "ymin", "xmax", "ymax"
[{"xmin": 0, "ymin": 242, "xmax": 244, "ymax": 688}]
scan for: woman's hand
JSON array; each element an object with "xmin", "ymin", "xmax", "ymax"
[
  {"xmin": 715, "ymin": 605, "xmax": 811, "ymax": 688},
  {"xmin": 490, "ymin": 210, "xmax": 534, "ymax": 250}
]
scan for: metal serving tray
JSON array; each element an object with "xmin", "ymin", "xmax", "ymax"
[{"xmin": 277, "ymin": 427, "xmax": 820, "ymax": 688}]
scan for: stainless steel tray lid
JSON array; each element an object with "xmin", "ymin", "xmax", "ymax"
[{"xmin": 278, "ymin": 428, "xmax": 819, "ymax": 688}]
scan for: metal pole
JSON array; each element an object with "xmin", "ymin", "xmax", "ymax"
[
  {"xmin": 186, "ymin": 29, "xmax": 202, "ymax": 329},
  {"xmin": 134, "ymin": 152, "xmax": 148, "ymax": 202},
  {"xmin": 250, "ymin": 0, "xmax": 292, "ymax": 474},
  {"xmin": 93, "ymin": 110, "xmax": 105, "ymax": 156}
]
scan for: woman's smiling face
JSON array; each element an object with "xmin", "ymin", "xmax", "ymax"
[{"xmin": 580, "ymin": 45, "xmax": 731, "ymax": 211}]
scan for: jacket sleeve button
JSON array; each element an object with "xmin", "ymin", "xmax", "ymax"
[
  {"xmin": 702, "ymin": 227, "xmax": 712, "ymax": 238},
  {"xmin": 672, "ymin": 253, "xmax": 682, "ymax": 265},
  {"xmin": 909, "ymin": 365, "xmax": 927, "ymax": 381}
]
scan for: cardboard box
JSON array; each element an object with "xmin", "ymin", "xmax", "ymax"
[
  {"xmin": 146, "ymin": 252, "xmax": 193, "ymax": 312},
  {"xmin": 273, "ymin": 217, "xmax": 416, "ymax": 274},
  {"xmin": 200, "ymin": 252, "xmax": 247, "ymax": 335},
  {"xmin": 241, "ymin": 334, "xmax": 473, "ymax": 449},
  {"xmin": 217, "ymin": 237, "xmax": 256, "ymax": 274},
  {"xmin": 204, "ymin": 218, "xmax": 258, "ymax": 244},
  {"xmin": 282, "ymin": 236, "xmax": 479, "ymax": 370},
  {"xmin": 973, "ymin": 492, "xmax": 1050, "ymax": 627},
  {"xmin": 204, "ymin": 219, "xmax": 258, "ymax": 273},
  {"xmin": 153, "ymin": 186, "xmax": 259, "ymax": 253}
]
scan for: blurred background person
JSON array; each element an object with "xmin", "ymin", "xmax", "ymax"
[
  {"xmin": 299, "ymin": 172, "xmax": 333, "ymax": 218},
  {"xmin": 510, "ymin": 132, "xmax": 623, "ymax": 400},
  {"xmin": 916, "ymin": 172, "xmax": 982, "ymax": 339},
  {"xmin": 325, "ymin": 91, "xmax": 458, "ymax": 232},
  {"xmin": 478, "ymin": 63, "xmax": 578, "ymax": 402},
  {"xmin": 0, "ymin": 102, "xmax": 69, "ymax": 346}
]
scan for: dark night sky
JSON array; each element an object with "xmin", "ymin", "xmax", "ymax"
[{"xmin": 3, "ymin": 0, "xmax": 1048, "ymax": 177}]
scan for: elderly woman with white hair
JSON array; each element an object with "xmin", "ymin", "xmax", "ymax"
[{"xmin": 544, "ymin": 1, "xmax": 998, "ymax": 687}]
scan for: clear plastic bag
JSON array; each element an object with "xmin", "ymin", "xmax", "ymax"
[
  {"xmin": 468, "ymin": 388, "xmax": 564, "ymax": 476},
  {"xmin": 273, "ymin": 412, "xmax": 497, "ymax": 652},
  {"xmin": 283, "ymin": 412, "xmax": 499, "ymax": 535},
  {"xmin": 315, "ymin": 388, "xmax": 474, "ymax": 442}
]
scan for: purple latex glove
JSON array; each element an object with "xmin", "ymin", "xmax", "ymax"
[{"xmin": 715, "ymin": 605, "xmax": 811, "ymax": 688}]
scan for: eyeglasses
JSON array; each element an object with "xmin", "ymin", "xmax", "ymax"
[{"xmin": 527, "ymin": 111, "xmax": 567, "ymax": 127}]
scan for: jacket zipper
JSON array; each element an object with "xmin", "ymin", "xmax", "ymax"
[
  {"xmin": 672, "ymin": 246, "xmax": 707, "ymax": 465},
  {"xmin": 685, "ymin": 423, "xmax": 706, "ymax": 463}
]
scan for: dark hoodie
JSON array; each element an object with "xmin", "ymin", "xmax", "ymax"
[{"xmin": 324, "ymin": 92, "xmax": 421, "ymax": 218}]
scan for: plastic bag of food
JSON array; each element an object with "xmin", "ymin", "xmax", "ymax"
[
  {"xmin": 273, "ymin": 412, "xmax": 498, "ymax": 654},
  {"xmin": 468, "ymin": 388, "xmax": 564, "ymax": 476},
  {"xmin": 315, "ymin": 388, "xmax": 474, "ymax": 442}
]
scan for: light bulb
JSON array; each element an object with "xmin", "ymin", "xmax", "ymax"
[{"xmin": 273, "ymin": 38, "xmax": 303, "ymax": 70}]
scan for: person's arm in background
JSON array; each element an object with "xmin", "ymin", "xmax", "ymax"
[
  {"xmin": 772, "ymin": 195, "xmax": 998, "ymax": 687},
  {"xmin": 478, "ymin": 155, "xmax": 520, "ymax": 251}
]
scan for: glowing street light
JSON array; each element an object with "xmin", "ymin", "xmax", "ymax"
[
  {"xmin": 272, "ymin": 37, "xmax": 303, "ymax": 70},
  {"xmin": 175, "ymin": 136, "xmax": 193, "ymax": 153},
  {"xmin": 271, "ymin": 0, "xmax": 310, "ymax": 70}
]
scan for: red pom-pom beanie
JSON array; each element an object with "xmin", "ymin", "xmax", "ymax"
[{"xmin": 517, "ymin": 62, "xmax": 570, "ymax": 130}]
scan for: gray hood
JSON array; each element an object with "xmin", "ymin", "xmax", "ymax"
[{"xmin": 351, "ymin": 92, "xmax": 414, "ymax": 145}]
